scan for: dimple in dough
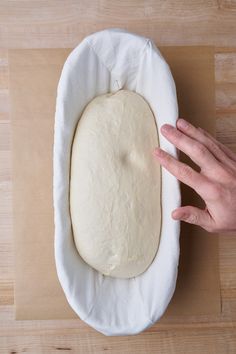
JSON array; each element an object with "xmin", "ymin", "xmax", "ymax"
[{"xmin": 70, "ymin": 90, "xmax": 161, "ymax": 278}]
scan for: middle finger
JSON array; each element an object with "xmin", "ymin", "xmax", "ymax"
[{"xmin": 161, "ymin": 124, "xmax": 218, "ymax": 171}]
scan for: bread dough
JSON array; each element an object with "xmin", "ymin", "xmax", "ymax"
[{"xmin": 70, "ymin": 89, "xmax": 161, "ymax": 278}]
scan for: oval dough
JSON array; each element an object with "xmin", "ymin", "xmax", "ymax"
[{"xmin": 70, "ymin": 89, "xmax": 161, "ymax": 278}]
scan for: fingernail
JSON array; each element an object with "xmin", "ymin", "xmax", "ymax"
[
  {"xmin": 172, "ymin": 210, "xmax": 187, "ymax": 220},
  {"xmin": 172, "ymin": 212, "xmax": 179, "ymax": 220},
  {"xmin": 161, "ymin": 124, "xmax": 172, "ymax": 134},
  {"xmin": 153, "ymin": 147, "xmax": 163, "ymax": 157},
  {"xmin": 177, "ymin": 118, "xmax": 189, "ymax": 129}
]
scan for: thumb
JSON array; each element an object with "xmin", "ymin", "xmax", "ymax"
[{"xmin": 172, "ymin": 206, "xmax": 215, "ymax": 232}]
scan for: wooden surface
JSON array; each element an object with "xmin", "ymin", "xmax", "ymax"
[{"xmin": 0, "ymin": 1, "xmax": 236, "ymax": 353}]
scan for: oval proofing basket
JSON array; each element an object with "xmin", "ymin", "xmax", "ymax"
[{"xmin": 53, "ymin": 28, "xmax": 181, "ymax": 336}]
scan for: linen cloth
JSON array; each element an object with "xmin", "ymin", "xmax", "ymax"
[{"xmin": 53, "ymin": 28, "xmax": 180, "ymax": 336}]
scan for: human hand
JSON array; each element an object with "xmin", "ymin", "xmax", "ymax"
[{"xmin": 153, "ymin": 118, "xmax": 236, "ymax": 233}]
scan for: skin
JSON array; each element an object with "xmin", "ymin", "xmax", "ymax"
[{"xmin": 153, "ymin": 118, "xmax": 236, "ymax": 233}]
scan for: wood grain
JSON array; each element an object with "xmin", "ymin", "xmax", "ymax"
[
  {"xmin": 1, "ymin": 1, "xmax": 236, "ymax": 48},
  {"xmin": 0, "ymin": 1, "xmax": 236, "ymax": 353}
]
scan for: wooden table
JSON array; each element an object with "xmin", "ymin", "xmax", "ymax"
[{"xmin": 0, "ymin": 2, "xmax": 236, "ymax": 353}]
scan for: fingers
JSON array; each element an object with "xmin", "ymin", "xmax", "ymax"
[
  {"xmin": 177, "ymin": 118, "xmax": 236, "ymax": 169},
  {"xmin": 160, "ymin": 124, "xmax": 218, "ymax": 170},
  {"xmin": 216, "ymin": 141, "xmax": 236, "ymax": 163},
  {"xmin": 172, "ymin": 206, "xmax": 215, "ymax": 232},
  {"xmin": 198, "ymin": 126, "xmax": 236, "ymax": 164},
  {"xmin": 153, "ymin": 148, "xmax": 209, "ymax": 197}
]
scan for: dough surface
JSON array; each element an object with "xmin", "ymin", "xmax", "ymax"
[{"xmin": 70, "ymin": 90, "xmax": 161, "ymax": 278}]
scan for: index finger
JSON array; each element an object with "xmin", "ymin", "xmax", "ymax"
[
  {"xmin": 153, "ymin": 147, "xmax": 209, "ymax": 197},
  {"xmin": 160, "ymin": 124, "xmax": 218, "ymax": 170}
]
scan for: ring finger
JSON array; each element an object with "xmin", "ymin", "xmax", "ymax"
[{"xmin": 160, "ymin": 124, "xmax": 219, "ymax": 171}]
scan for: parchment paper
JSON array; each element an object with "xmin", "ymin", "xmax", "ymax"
[{"xmin": 9, "ymin": 46, "xmax": 221, "ymax": 320}]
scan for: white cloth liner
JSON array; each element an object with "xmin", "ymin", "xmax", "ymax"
[{"xmin": 53, "ymin": 28, "xmax": 181, "ymax": 336}]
